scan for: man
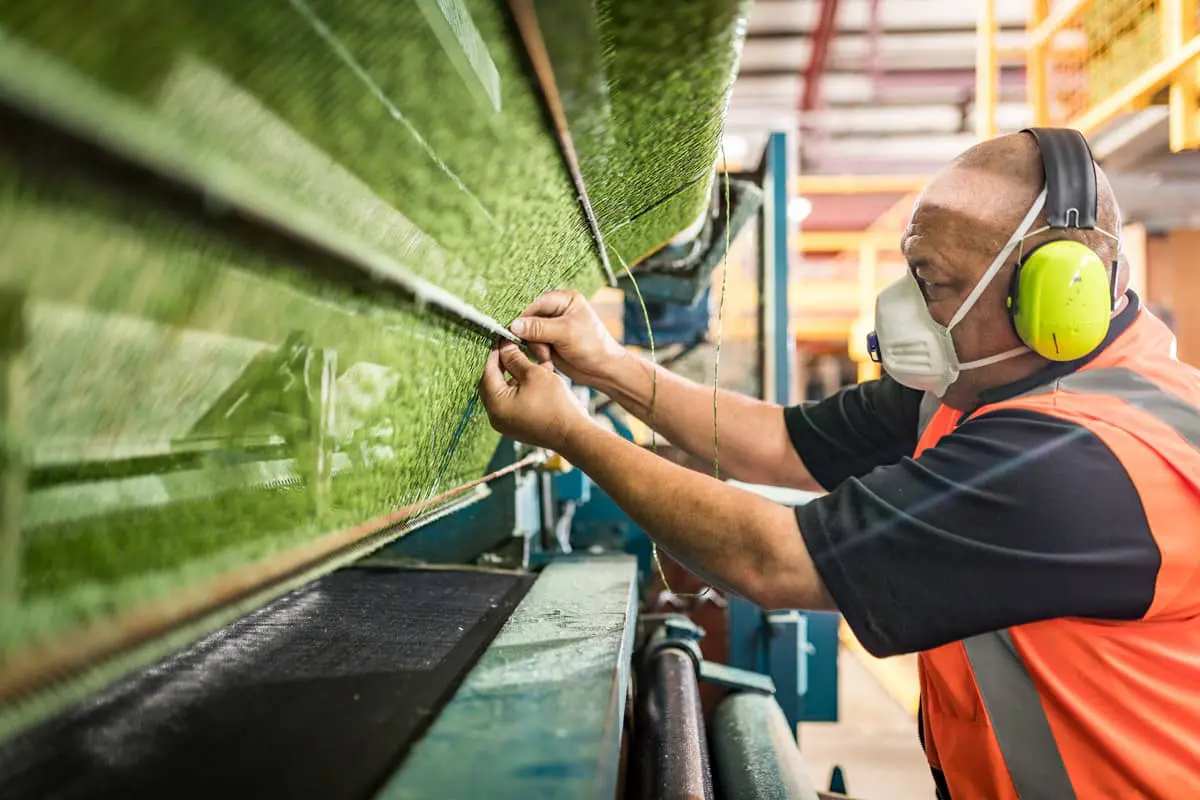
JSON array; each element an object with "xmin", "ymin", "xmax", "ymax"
[{"xmin": 477, "ymin": 130, "xmax": 1200, "ymax": 798}]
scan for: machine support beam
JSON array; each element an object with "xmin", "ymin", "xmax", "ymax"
[{"xmin": 761, "ymin": 132, "xmax": 794, "ymax": 406}]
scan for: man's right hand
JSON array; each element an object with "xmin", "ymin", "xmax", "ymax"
[{"xmin": 509, "ymin": 290, "xmax": 630, "ymax": 389}]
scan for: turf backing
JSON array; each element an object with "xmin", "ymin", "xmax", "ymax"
[{"xmin": 0, "ymin": 0, "xmax": 749, "ymax": 673}]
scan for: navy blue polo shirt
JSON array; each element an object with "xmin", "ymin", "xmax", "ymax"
[{"xmin": 783, "ymin": 292, "xmax": 1160, "ymax": 660}]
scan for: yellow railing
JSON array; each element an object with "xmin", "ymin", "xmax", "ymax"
[{"xmin": 1024, "ymin": 0, "xmax": 1200, "ymax": 151}]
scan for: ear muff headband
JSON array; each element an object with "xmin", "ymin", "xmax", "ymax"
[{"xmin": 1008, "ymin": 128, "xmax": 1115, "ymax": 362}]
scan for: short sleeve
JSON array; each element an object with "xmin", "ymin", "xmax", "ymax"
[
  {"xmin": 783, "ymin": 375, "xmax": 924, "ymax": 490},
  {"xmin": 795, "ymin": 408, "xmax": 1162, "ymax": 658}
]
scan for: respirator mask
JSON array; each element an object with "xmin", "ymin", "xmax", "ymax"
[{"xmin": 866, "ymin": 188, "xmax": 1048, "ymax": 397}]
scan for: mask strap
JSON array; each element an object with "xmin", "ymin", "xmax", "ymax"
[
  {"xmin": 959, "ymin": 345, "xmax": 1028, "ymax": 371},
  {"xmin": 947, "ymin": 187, "xmax": 1048, "ymax": 330}
]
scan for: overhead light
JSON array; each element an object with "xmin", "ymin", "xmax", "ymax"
[{"xmin": 789, "ymin": 196, "xmax": 813, "ymax": 223}]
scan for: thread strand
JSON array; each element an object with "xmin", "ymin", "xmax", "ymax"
[{"xmin": 619, "ymin": 141, "xmax": 731, "ymax": 602}]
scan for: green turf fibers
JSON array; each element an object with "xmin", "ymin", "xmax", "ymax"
[{"xmin": 0, "ymin": 0, "xmax": 748, "ymax": 666}]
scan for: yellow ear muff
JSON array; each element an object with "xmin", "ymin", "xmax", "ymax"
[{"xmin": 1009, "ymin": 239, "xmax": 1111, "ymax": 362}]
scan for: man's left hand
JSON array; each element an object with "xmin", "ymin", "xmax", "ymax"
[{"xmin": 478, "ymin": 343, "xmax": 590, "ymax": 451}]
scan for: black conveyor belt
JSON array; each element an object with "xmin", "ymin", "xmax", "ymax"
[{"xmin": 0, "ymin": 566, "xmax": 533, "ymax": 799}]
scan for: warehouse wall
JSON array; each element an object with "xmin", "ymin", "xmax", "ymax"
[{"xmin": 1145, "ymin": 229, "xmax": 1200, "ymax": 365}]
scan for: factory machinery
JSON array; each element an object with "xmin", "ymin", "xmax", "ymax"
[{"xmin": 0, "ymin": 1, "xmax": 843, "ymax": 797}]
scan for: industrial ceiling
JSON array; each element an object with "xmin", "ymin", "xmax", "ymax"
[{"xmin": 724, "ymin": 0, "xmax": 1200, "ymax": 234}]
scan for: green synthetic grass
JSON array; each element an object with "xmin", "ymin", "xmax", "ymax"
[
  {"xmin": 0, "ymin": 0, "xmax": 749, "ymax": 662},
  {"xmin": 591, "ymin": 0, "xmax": 750, "ymax": 264}
]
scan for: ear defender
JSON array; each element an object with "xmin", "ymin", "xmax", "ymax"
[{"xmin": 1007, "ymin": 239, "xmax": 1112, "ymax": 362}]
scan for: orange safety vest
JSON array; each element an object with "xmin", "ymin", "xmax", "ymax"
[{"xmin": 914, "ymin": 307, "xmax": 1200, "ymax": 799}]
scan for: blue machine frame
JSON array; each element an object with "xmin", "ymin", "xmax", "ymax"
[
  {"xmin": 727, "ymin": 131, "xmax": 840, "ymax": 728},
  {"xmin": 568, "ymin": 131, "xmax": 840, "ymax": 730}
]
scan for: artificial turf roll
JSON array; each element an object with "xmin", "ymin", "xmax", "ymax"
[{"xmin": 0, "ymin": 0, "xmax": 749, "ymax": 681}]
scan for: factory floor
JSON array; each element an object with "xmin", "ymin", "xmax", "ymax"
[{"xmin": 798, "ymin": 639, "xmax": 935, "ymax": 799}]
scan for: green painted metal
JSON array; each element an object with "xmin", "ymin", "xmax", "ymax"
[
  {"xmin": 378, "ymin": 555, "xmax": 638, "ymax": 800},
  {"xmin": 710, "ymin": 691, "xmax": 820, "ymax": 800}
]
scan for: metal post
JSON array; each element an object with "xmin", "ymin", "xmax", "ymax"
[
  {"xmin": 976, "ymin": 0, "xmax": 998, "ymax": 140},
  {"xmin": 1163, "ymin": 0, "xmax": 1200, "ymax": 151},
  {"xmin": 762, "ymin": 131, "xmax": 793, "ymax": 406},
  {"xmin": 1027, "ymin": 0, "xmax": 1051, "ymax": 126},
  {"xmin": 0, "ymin": 290, "xmax": 26, "ymax": 609}
]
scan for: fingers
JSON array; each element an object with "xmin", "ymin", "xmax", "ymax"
[
  {"xmin": 478, "ymin": 345, "xmax": 507, "ymax": 399},
  {"xmin": 510, "ymin": 313, "xmax": 568, "ymax": 344},
  {"xmin": 518, "ymin": 290, "xmax": 576, "ymax": 321},
  {"xmin": 499, "ymin": 343, "xmax": 535, "ymax": 380},
  {"xmin": 529, "ymin": 342, "xmax": 555, "ymax": 371},
  {"xmin": 511, "ymin": 290, "xmax": 580, "ymax": 342}
]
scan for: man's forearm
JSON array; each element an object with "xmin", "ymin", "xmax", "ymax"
[
  {"xmin": 596, "ymin": 352, "xmax": 818, "ymax": 489},
  {"xmin": 559, "ymin": 420, "xmax": 833, "ymax": 610}
]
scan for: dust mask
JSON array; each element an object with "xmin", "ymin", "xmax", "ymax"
[{"xmin": 868, "ymin": 188, "xmax": 1048, "ymax": 397}]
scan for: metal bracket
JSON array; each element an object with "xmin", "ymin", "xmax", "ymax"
[{"xmin": 698, "ymin": 661, "xmax": 776, "ymax": 695}]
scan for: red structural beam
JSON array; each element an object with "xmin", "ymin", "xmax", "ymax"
[{"xmin": 801, "ymin": 0, "xmax": 842, "ymax": 112}]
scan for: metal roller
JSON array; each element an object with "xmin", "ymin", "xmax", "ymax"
[
  {"xmin": 710, "ymin": 691, "xmax": 821, "ymax": 800},
  {"xmin": 631, "ymin": 645, "xmax": 714, "ymax": 800}
]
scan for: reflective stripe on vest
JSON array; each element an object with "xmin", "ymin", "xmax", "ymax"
[
  {"xmin": 962, "ymin": 631, "xmax": 1076, "ymax": 800},
  {"xmin": 1031, "ymin": 366, "xmax": 1200, "ymax": 448},
  {"xmin": 925, "ymin": 365, "xmax": 1200, "ymax": 799}
]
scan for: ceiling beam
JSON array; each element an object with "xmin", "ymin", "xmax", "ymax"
[
  {"xmin": 791, "ymin": 102, "xmax": 1033, "ymax": 135},
  {"xmin": 738, "ymin": 65, "xmax": 1027, "ymax": 80},
  {"xmin": 810, "ymin": 133, "xmax": 980, "ymax": 162},
  {"xmin": 740, "ymin": 30, "xmax": 1029, "ymax": 73},
  {"xmin": 747, "ymin": 0, "xmax": 1028, "ymax": 34},
  {"xmin": 801, "ymin": 0, "xmax": 841, "ymax": 111},
  {"xmin": 747, "ymin": 25, "xmax": 1025, "ymax": 39}
]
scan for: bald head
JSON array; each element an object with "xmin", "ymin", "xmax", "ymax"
[
  {"xmin": 900, "ymin": 131, "xmax": 1125, "ymax": 410},
  {"xmin": 913, "ymin": 131, "xmax": 1123, "ymax": 287}
]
